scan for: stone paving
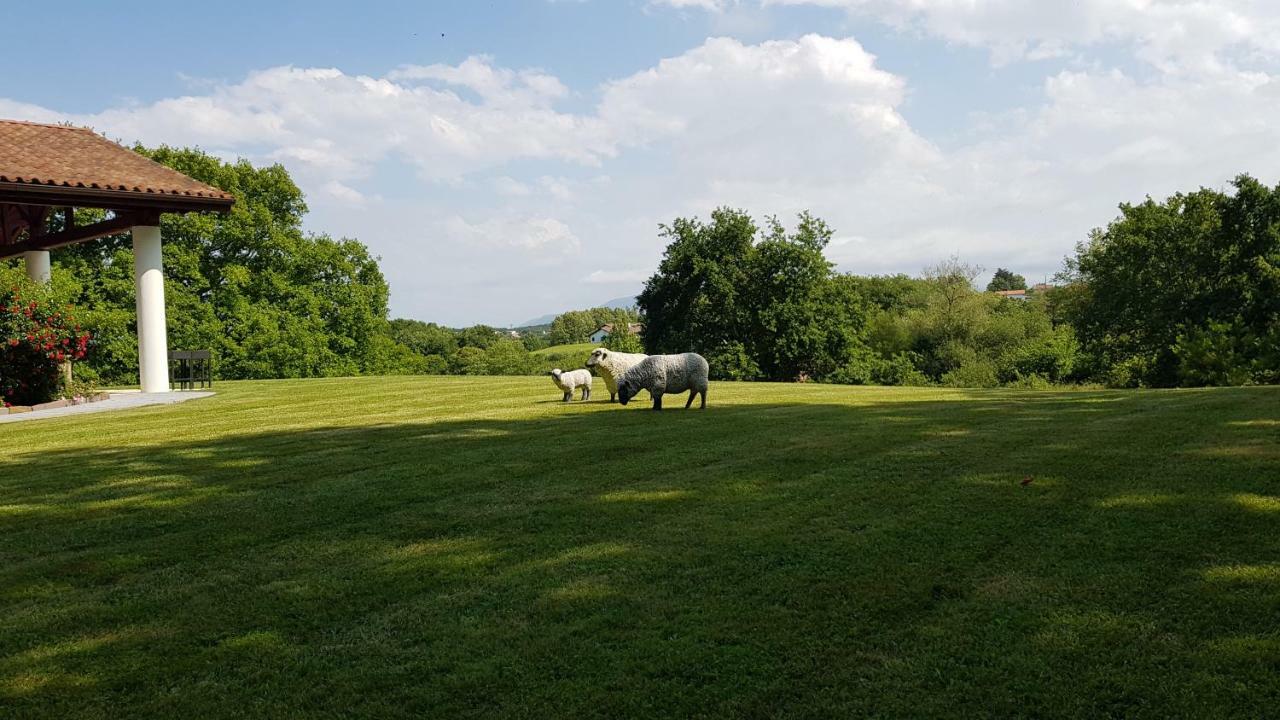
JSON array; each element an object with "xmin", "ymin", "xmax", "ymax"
[{"xmin": 0, "ymin": 391, "xmax": 214, "ymax": 424}]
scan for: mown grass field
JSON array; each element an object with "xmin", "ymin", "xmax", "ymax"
[
  {"xmin": 532, "ymin": 342, "xmax": 598, "ymax": 358},
  {"xmin": 2, "ymin": 377, "xmax": 1278, "ymax": 718}
]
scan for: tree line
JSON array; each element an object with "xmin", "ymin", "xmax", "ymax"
[
  {"xmin": 5, "ymin": 143, "xmax": 1274, "ymax": 390},
  {"xmin": 638, "ymin": 177, "xmax": 1280, "ymax": 388},
  {"xmin": 637, "ymin": 210, "xmax": 1075, "ymax": 387}
]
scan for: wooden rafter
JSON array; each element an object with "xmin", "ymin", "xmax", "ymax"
[{"xmin": 0, "ymin": 211, "xmax": 154, "ymax": 259}]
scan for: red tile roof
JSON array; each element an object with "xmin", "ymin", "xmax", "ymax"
[{"xmin": 0, "ymin": 119, "xmax": 233, "ymax": 201}]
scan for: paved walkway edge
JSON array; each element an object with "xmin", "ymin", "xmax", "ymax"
[{"xmin": 0, "ymin": 391, "xmax": 214, "ymax": 424}]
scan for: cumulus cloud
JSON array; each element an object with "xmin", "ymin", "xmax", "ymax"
[
  {"xmin": 442, "ymin": 215, "xmax": 582, "ymax": 254},
  {"xmin": 10, "ymin": 61, "xmax": 614, "ymax": 189},
  {"xmin": 7, "ymin": 17, "xmax": 1280, "ymax": 323},
  {"xmin": 583, "ymin": 269, "xmax": 651, "ymax": 285},
  {"xmin": 665, "ymin": 0, "xmax": 1280, "ymax": 70}
]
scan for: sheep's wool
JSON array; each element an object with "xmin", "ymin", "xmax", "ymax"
[
  {"xmin": 551, "ymin": 368, "xmax": 593, "ymax": 393},
  {"xmin": 619, "ymin": 353, "xmax": 709, "ymax": 405},
  {"xmin": 585, "ymin": 349, "xmax": 648, "ymax": 400}
]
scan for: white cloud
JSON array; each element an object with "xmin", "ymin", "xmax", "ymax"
[
  {"xmin": 668, "ymin": 0, "xmax": 1280, "ymax": 71},
  {"xmin": 8, "ymin": 21, "xmax": 1280, "ymax": 324},
  {"xmin": 583, "ymin": 269, "xmax": 650, "ymax": 285},
  {"xmin": 493, "ymin": 176, "xmax": 533, "ymax": 196},
  {"xmin": 10, "ymin": 61, "xmax": 614, "ymax": 190},
  {"xmin": 320, "ymin": 180, "xmax": 370, "ymax": 206},
  {"xmin": 442, "ymin": 215, "xmax": 581, "ymax": 254}
]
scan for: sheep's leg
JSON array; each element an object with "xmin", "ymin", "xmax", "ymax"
[
  {"xmin": 700, "ymin": 389, "xmax": 707, "ymax": 409},
  {"xmin": 685, "ymin": 390, "xmax": 695, "ymax": 409},
  {"xmin": 582, "ymin": 386, "xmax": 591, "ymax": 402},
  {"xmin": 610, "ymin": 392, "xmax": 617, "ymax": 403},
  {"xmin": 652, "ymin": 393, "xmax": 663, "ymax": 411},
  {"xmin": 563, "ymin": 391, "xmax": 572, "ymax": 403}
]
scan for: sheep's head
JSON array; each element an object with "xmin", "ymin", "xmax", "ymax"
[
  {"xmin": 549, "ymin": 369, "xmax": 563, "ymax": 381},
  {"xmin": 617, "ymin": 378, "xmax": 638, "ymax": 405},
  {"xmin": 586, "ymin": 348, "xmax": 608, "ymax": 367}
]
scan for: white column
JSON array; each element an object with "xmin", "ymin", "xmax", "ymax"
[
  {"xmin": 23, "ymin": 250, "xmax": 51, "ymax": 284},
  {"xmin": 132, "ymin": 225, "xmax": 170, "ymax": 393}
]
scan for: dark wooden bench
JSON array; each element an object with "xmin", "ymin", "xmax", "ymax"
[{"xmin": 168, "ymin": 350, "xmax": 212, "ymax": 390}]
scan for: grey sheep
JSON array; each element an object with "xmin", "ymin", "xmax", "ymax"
[
  {"xmin": 617, "ymin": 353, "xmax": 709, "ymax": 410},
  {"xmin": 550, "ymin": 368, "xmax": 593, "ymax": 402}
]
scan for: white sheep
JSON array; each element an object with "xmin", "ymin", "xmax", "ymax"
[
  {"xmin": 585, "ymin": 348, "xmax": 648, "ymax": 403},
  {"xmin": 550, "ymin": 368, "xmax": 593, "ymax": 402},
  {"xmin": 616, "ymin": 353, "xmax": 709, "ymax": 410}
]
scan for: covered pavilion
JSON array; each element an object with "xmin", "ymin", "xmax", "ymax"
[{"xmin": 0, "ymin": 119, "xmax": 234, "ymax": 392}]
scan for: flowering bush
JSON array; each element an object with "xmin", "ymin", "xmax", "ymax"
[{"xmin": 1, "ymin": 285, "xmax": 91, "ymax": 406}]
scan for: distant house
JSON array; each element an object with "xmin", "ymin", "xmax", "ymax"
[
  {"xmin": 992, "ymin": 283, "xmax": 1056, "ymax": 301},
  {"xmin": 993, "ymin": 289, "xmax": 1029, "ymax": 301},
  {"xmin": 589, "ymin": 323, "xmax": 643, "ymax": 344}
]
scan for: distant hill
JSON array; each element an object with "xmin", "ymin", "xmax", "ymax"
[
  {"xmin": 516, "ymin": 313, "xmax": 558, "ymax": 328},
  {"xmin": 600, "ymin": 295, "xmax": 639, "ymax": 310},
  {"xmin": 517, "ymin": 295, "xmax": 639, "ymax": 328}
]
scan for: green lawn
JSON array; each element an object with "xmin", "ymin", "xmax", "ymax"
[
  {"xmin": 2, "ymin": 378, "xmax": 1278, "ymax": 718},
  {"xmin": 532, "ymin": 342, "xmax": 597, "ymax": 359}
]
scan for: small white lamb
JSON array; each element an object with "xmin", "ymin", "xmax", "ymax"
[
  {"xmin": 616, "ymin": 353, "xmax": 709, "ymax": 410},
  {"xmin": 585, "ymin": 348, "xmax": 648, "ymax": 403},
  {"xmin": 549, "ymin": 368, "xmax": 593, "ymax": 402}
]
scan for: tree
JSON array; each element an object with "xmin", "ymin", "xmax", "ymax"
[
  {"xmin": 457, "ymin": 325, "xmax": 501, "ymax": 350},
  {"xmin": 35, "ymin": 146, "xmax": 421, "ymax": 383},
  {"xmin": 1061, "ymin": 175, "xmax": 1280, "ymax": 386},
  {"xmin": 638, "ymin": 208, "xmax": 756, "ymax": 377},
  {"xmin": 548, "ymin": 310, "xmax": 597, "ymax": 346},
  {"xmin": 640, "ymin": 209, "xmax": 871, "ymax": 381},
  {"xmin": 745, "ymin": 213, "xmax": 866, "ymax": 380},
  {"xmin": 390, "ymin": 319, "xmax": 458, "ymax": 357},
  {"xmin": 987, "ymin": 268, "xmax": 1027, "ymax": 292},
  {"xmin": 604, "ymin": 319, "xmax": 643, "ymax": 353}
]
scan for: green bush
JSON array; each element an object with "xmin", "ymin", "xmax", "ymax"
[
  {"xmin": 941, "ymin": 360, "xmax": 1000, "ymax": 388},
  {"xmin": 1173, "ymin": 318, "xmax": 1280, "ymax": 387},
  {"xmin": 704, "ymin": 342, "xmax": 760, "ymax": 381}
]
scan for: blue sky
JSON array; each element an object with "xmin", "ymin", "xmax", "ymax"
[{"xmin": 7, "ymin": 1, "xmax": 1280, "ymax": 325}]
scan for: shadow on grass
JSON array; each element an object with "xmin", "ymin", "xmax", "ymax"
[{"xmin": 1, "ymin": 387, "xmax": 1278, "ymax": 718}]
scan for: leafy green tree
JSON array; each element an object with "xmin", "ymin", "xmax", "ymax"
[
  {"xmin": 483, "ymin": 338, "xmax": 539, "ymax": 375},
  {"xmin": 604, "ymin": 319, "xmax": 643, "ymax": 354},
  {"xmin": 640, "ymin": 209, "xmax": 871, "ymax": 381},
  {"xmin": 391, "ymin": 319, "xmax": 458, "ymax": 357},
  {"xmin": 548, "ymin": 310, "xmax": 597, "ymax": 345},
  {"xmin": 520, "ymin": 333, "xmax": 550, "ymax": 352},
  {"xmin": 746, "ymin": 214, "xmax": 867, "ymax": 380},
  {"xmin": 638, "ymin": 208, "xmax": 757, "ymax": 377},
  {"xmin": 33, "ymin": 146, "xmax": 421, "ymax": 383},
  {"xmin": 1061, "ymin": 175, "xmax": 1280, "ymax": 386},
  {"xmin": 457, "ymin": 325, "xmax": 501, "ymax": 350},
  {"xmin": 987, "ymin": 268, "xmax": 1027, "ymax": 292}
]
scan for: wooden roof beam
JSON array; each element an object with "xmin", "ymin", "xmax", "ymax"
[{"xmin": 0, "ymin": 211, "xmax": 155, "ymax": 259}]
